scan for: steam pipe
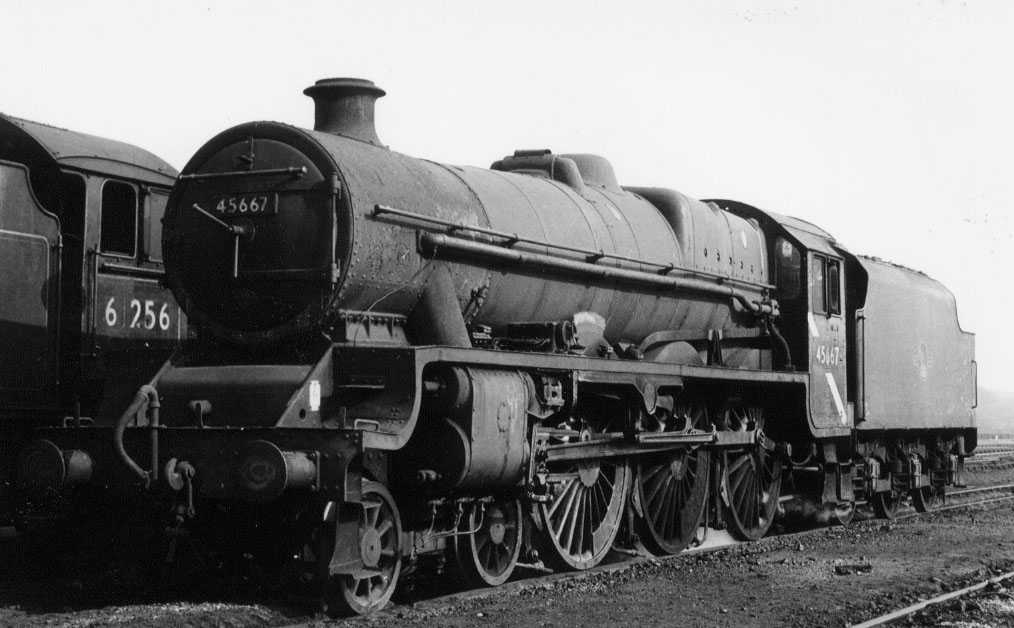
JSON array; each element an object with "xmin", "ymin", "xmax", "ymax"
[
  {"xmin": 149, "ymin": 387, "xmax": 160, "ymax": 483},
  {"xmin": 114, "ymin": 384, "xmax": 159, "ymax": 488},
  {"xmin": 418, "ymin": 232, "xmax": 778, "ymax": 316},
  {"xmin": 407, "ymin": 263, "xmax": 472, "ymax": 347},
  {"xmin": 374, "ymin": 204, "xmax": 775, "ymax": 290},
  {"xmin": 767, "ymin": 319, "xmax": 794, "ymax": 370}
]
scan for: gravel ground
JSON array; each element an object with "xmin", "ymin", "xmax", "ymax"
[
  {"xmin": 907, "ymin": 586, "xmax": 1014, "ymax": 627},
  {"xmin": 1, "ymin": 459, "xmax": 1012, "ymax": 628},
  {"xmin": 325, "ymin": 504, "xmax": 1014, "ymax": 628}
]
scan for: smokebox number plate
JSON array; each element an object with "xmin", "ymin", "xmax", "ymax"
[{"xmin": 213, "ymin": 193, "xmax": 278, "ymax": 216}]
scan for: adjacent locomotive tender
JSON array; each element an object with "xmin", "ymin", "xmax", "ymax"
[
  {"xmin": 13, "ymin": 79, "xmax": 976, "ymax": 614},
  {"xmin": 0, "ymin": 115, "xmax": 186, "ymax": 522}
]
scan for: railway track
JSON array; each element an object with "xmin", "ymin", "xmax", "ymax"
[
  {"xmin": 0, "ymin": 479, "xmax": 1008, "ymax": 628},
  {"xmin": 299, "ymin": 481, "xmax": 1014, "ymax": 625},
  {"xmin": 849, "ymin": 569, "xmax": 1014, "ymax": 627},
  {"xmin": 966, "ymin": 448, "xmax": 1014, "ymax": 465},
  {"xmin": 898, "ymin": 482, "xmax": 1014, "ymax": 516}
]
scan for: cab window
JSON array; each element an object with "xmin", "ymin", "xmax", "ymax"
[
  {"xmin": 145, "ymin": 189, "xmax": 168, "ymax": 262},
  {"xmin": 58, "ymin": 172, "xmax": 86, "ymax": 240},
  {"xmin": 827, "ymin": 260, "xmax": 841, "ymax": 314},
  {"xmin": 775, "ymin": 237, "xmax": 802, "ymax": 299},
  {"xmin": 810, "ymin": 254, "xmax": 842, "ymax": 316},
  {"xmin": 100, "ymin": 180, "xmax": 137, "ymax": 257},
  {"xmin": 810, "ymin": 255, "xmax": 826, "ymax": 314}
]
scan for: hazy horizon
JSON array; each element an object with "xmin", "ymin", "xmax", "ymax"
[{"xmin": 3, "ymin": 0, "xmax": 1011, "ymax": 392}]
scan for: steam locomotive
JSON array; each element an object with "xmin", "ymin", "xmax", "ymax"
[
  {"xmin": 12, "ymin": 79, "xmax": 976, "ymax": 615},
  {"xmin": 0, "ymin": 115, "xmax": 186, "ymax": 523}
]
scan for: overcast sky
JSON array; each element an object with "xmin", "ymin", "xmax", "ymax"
[{"xmin": 3, "ymin": 0, "xmax": 1011, "ymax": 390}]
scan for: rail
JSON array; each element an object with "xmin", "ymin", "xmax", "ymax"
[
  {"xmin": 225, "ymin": 480, "xmax": 1014, "ymax": 624},
  {"xmin": 850, "ymin": 570, "xmax": 1014, "ymax": 627},
  {"xmin": 965, "ymin": 448, "xmax": 1014, "ymax": 464}
]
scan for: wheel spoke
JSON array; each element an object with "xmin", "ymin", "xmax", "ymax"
[
  {"xmin": 548, "ymin": 480, "xmax": 578, "ymax": 520},
  {"xmin": 565, "ymin": 488, "xmax": 584, "ymax": 554},
  {"xmin": 476, "ymin": 532, "xmax": 491, "ymax": 553},
  {"xmin": 646, "ymin": 467, "xmax": 668, "ymax": 506},
  {"xmin": 643, "ymin": 463, "xmax": 667, "ymax": 484},
  {"xmin": 366, "ymin": 504, "xmax": 380, "ymax": 528},
  {"xmin": 592, "ymin": 481, "xmax": 606, "ymax": 516},
  {"xmin": 661, "ymin": 478, "xmax": 678, "ymax": 536},
  {"xmin": 555, "ymin": 483, "xmax": 581, "ymax": 537},
  {"xmin": 720, "ymin": 407, "xmax": 780, "ymax": 542},
  {"xmin": 538, "ymin": 423, "xmax": 630, "ymax": 569},
  {"xmin": 632, "ymin": 402, "xmax": 712, "ymax": 556},
  {"xmin": 454, "ymin": 497, "xmax": 523, "ymax": 587},
  {"xmin": 323, "ymin": 482, "xmax": 402, "ymax": 617},
  {"xmin": 600, "ymin": 469, "xmax": 615, "ymax": 492},
  {"xmin": 729, "ymin": 453, "xmax": 751, "ymax": 476}
]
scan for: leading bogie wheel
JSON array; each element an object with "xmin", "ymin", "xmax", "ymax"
[
  {"xmin": 453, "ymin": 496, "xmax": 523, "ymax": 587},
  {"xmin": 322, "ymin": 481, "xmax": 402, "ymax": 617}
]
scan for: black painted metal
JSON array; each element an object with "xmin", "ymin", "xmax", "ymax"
[
  {"xmin": 406, "ymin": 264, "xmax": 471, "ymax": 347},
  {"xmin": 304, "ymin": 78, "xmax": 386, "ymax": 145},
  {"xmin": 165, "ymin": 86, "xmax": 774, "ymax": 346},
  {"xmin": 326, "ymin": 343, "xmax": 814, "ymax": 452},
  {"xmin": 373, "ymin": 204, "xmax": 775, "ymax": 289},
  {"xmin": 0, "ymin": 114, "xmax": 185, "ymax": 521},
  {"xmin": 418, "ymin": 232, "xmax": 778, "ymax": 315}
]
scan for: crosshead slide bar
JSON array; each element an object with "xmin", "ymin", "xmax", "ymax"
[{"xmin": 850, "ymin": 570, "xmax": 1014, "ymax": 627}]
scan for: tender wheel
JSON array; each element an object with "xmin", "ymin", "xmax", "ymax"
[
  {"xmin": 871, "ymin": 490, "xmax": 901, "ymax": 519},
  {"xmin": 453, "ymin": 496, "xmax": 523, "ymax": 587},
  {"xmin": 633, "ymin": 400, "xmax": 711, "ymax": 555},
  {"xmin": 537, "ymin": 425, "xmax": 631, "ymax": 570},
  {"xmin": 912, "ymin": 485, "xmax": 944, "ymax": 513},
  {"xmin": 720, "ymin": 405, "xmax": 782, "ymax": 541},
  {"xmin": 322, "ymin": 481, "xmax": 402, "ymax": 617}
]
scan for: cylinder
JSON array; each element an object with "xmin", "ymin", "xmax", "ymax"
[{"xmin": 397, "ymin": 367, "xmax": 530, "ymax": 490}]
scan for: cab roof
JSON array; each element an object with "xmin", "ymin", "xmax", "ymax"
[
  {"xmin": 764, "ymin": 210, "xmax": 843, "ymax": 257},
  {"xmin": 0, "ymin": 113, "xmax": 177, "ymax": 186},
  {"xmin": 710, "ymin": 199, "xmax": 845, "ymax": 258}
]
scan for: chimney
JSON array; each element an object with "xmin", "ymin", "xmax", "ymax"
[{"xmin": 303, "ymin": 78, "xmax": 385, "ymax": 145}]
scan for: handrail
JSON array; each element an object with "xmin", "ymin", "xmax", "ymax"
[
  {"xmin": 372, "ymin": 204, "xmax": 776, "ymax": 291},
  {"xmin": 419, "ymin": 231, "xmax": 779, "ymax": 316},
  {"xmin": 178, "ymin": 166, "xmax": 307, "ymax": 181}
]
